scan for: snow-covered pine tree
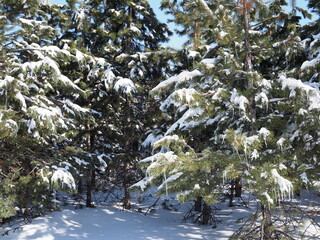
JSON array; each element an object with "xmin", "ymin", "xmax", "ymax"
[
  {"xmin": 134, "ymin": 0, "xmax": 320, "ymax": 237},
  {"xmin": 294, "ymin": 0, "xmax": 320, "ymax": 189},
  {"xmin": 56, "ymin": 0, "xmax": 172, "ymax": 208},
  {"xmin": 0, "ymin": 0, "xmax": 102, "ymax": 218}
]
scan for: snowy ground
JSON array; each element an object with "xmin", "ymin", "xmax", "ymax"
[
  {"xmin": 1, "ymin": 195, "xmax": 253, "ymax": 240},
  {"xmin": 2, "ymin": 190, "xmax": 319, "ymax": 240}
]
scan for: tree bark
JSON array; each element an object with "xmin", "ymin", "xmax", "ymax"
[
  {"xmin": 86, "ymin": 124, "xmax": 95, "ymax": 208},
  {"xmin": 243, "ymin": 0, "xmax": 256, "ymax": 126},
  {"xmin": 86, "ymin": 169, "xmax": 95, "ymax": 207},
  {"xmin": 122, "ymin": 162, "xmax": 131, "ymax": 209},
  {"xmin": 261, "ymin": 204, "xmax": 273, "ymax": 240},
  {"xmin": 202, "ymin": 202, "xmax": 211, "ymax": 224},
  {"xmin": 229, "ymin": 179, "xmax": 235, "ymax": 207},
  {"xmin": 194, "ymin": 196, "xmax": 202, "ymax": 212}
]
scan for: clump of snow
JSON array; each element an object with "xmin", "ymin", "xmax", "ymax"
[
  {"xmin": 278, "ymin": 75, "xmax": 320, "ymax": 110},
  {"xmin": 279, "ymin": 164, "xmax": 287, "ymax": 170},
  {"xmin": 153, "ymin": 135, "xmax": 182, "ymax": 149},
  {"xmin": 300, "ymin": 172, "xmax": 309, "ymax": 184},
  {"xmin": 262, "ymin": 191, "xmax": 274, "ymax": 205},
  {"xmin": 62, "ymin": 99, "xmax": 89, "ymax": 116},
  {"xmin": 187, "ymin": 50, "xmax": 200, "ymax": 59},
  {"xmin": 219, "ymin": 31, "xmax": 228, "ymax": 38},
  {"xmin": 258, "ymin": 127, "xmax": 270, "ymax": 145},
  {"xmin": 5, "ymin": 120, "xmax": 19, "ymax": 135},
  {"xmin": 74, "ymin": 157, "xmax": 89, "ymax": 166},
  {"xmin": 165, "ymin": 107, "xmax": 205, "ymax": 135},
  {"xmin": 160, "ymin": 88, "xmax": 199, "ymax": 111},
  {"xmin": 75, "ymin": 8, "xmax": 86, "ymax": 29},
  {"xmin": 145, "ymin": 152, "xmax": 178, "ymax": 174},
  {"xmin": 230, "ymin": 89, "xmax": 249, "ymax": 112},
  {"xmin": 114, "ymin": 78, "xmax": 136, "ymax": 95},
  {"xmin": 40, "ymin": 169, "xmax": 49, "ymax": 183},
  {"xmin": 200, "ymin": 57, "xmax": 221, "ymax": 69},
  {"xmin": 130, "ymin": 25, "xmax": 141, "ymax": 34},
  {"xmin": 97, "ymin": 154, "xmax": 109, "ymax": 168},
  {"xmin": 298, "ymin": 108, "xmax": 308, "ymax": 115},
  {"xmin": 27, "ymin": 119, "xmax": 36, "ymax": 133},
  {"xmin": 130, "ymin": 176, "xmax": 153, "ymax": 191},
  {"xmin": 51, "ymin": 168, "xmax": 76, "ymax": 190},
  {"xmin": 194, "ymin": 184, "xmax": 200, "ymax": 190},
  {"xmin": 251, "ymin": 149, "xmax": 259, "ymax": 160},
  {"xmin": 141, "ymin": 131, "xmax": 163, "ymax": 148},
  {"xmin": 255, "ymin": 92, "xmax": 268, "ymax": 109},
  {"xmin": 277, "ymin": 137, "xmax": 286, "ymax": 151},
  {"xmin": 15, "ymin": 91, "xmax": 27, "ymax": 111},
  {"xmin": 151, "ymin": 70, "xmax": 202, "ymax": 95}
]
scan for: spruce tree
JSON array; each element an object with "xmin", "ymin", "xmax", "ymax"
[
  {"xmin": 0, "ymin": 0, "xmax": 99, "ymax": 218},
  {"xmin": 135, "ymin": 0, "xmax": 319, "ymax": 237},
  {"xmin": 55, "ymin": 0, "xmax": 172, "ymax": 208}
]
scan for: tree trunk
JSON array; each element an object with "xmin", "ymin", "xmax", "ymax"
[
  {"xmin": 202, "ymin": 202, "xmax": 211, "ymax": 225},
  {"xmin": 229, "ymin": 179, "xmax": 235, "ymax": 207},
  {"xmin": 86, "ymin": 169, "xmax": 95, "ymax": 207},
  {"xmin": 243, "ymin": 0, "xmax": 256, "ymax": 123},
  {"xmin": 194, "ymin": 196, "xmax": 202, "ymax": 212},
  {"xmin": 78, "ymin": 179, "xmax": 83, "ymax": 195},
  {"xmin": 193, "ymin": 20, "xmax": 199, "ymax": 49},
  {"xmin": 235, "ymin": 178, "xmax": 242, "ymax": 198},
  {"xmin": 86, "ymin": 124, "xmax": 95, "ymax": 208},
  {"xmin": 261, "ymin": 204, "xmax": 273, "ymax": 240},
  {"xmin": 122, "ymin": 162, "xmax": 131, "ymax": 209}
]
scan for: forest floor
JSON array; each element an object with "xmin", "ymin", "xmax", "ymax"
[{"xmin": 1, "ymin": 190, "xmax": 320, "ymax": 239}]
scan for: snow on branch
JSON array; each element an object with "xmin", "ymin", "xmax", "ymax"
[
  {"xmin": 114, "ymin": 77, "xmax": 137, "ymax": 96},
  {"xmin": 151, "ymin": 70, "xmax": 202, "ymax": 96},
  {"xmin": 198, "ymin": 0, "xmax": 214, "ymax": 19},
  {"xmin": 271, "ymin": 168, "xmax": 293, "ymax": 201},
  {"xmin": 157, "ymin": 172, "xmax": 183, "ymax": 191},
  {"xmin": 51, "ymin": 167, "xmax": 76, "ymax": 190},
  {"xmin": 279, "ymin": 75, "xmax": 320, "ymax": 110}
]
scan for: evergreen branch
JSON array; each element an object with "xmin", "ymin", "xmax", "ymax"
[
  {"xmin": 197, "ymin": 0, "xmax": 214, "ymax": 19},
  {"xmin": 8, "ymin": 48, "xmax": 48, "ymax": 53}
]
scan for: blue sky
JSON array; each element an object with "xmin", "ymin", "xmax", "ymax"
[{"xmin": 51, "ymin": 0, "xmax": 313, "ymax": 49}]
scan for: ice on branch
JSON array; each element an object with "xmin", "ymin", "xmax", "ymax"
[
  {"xmin": 158, "ymin": 172, "xmax": 183, "ymax": 190},
  {"xmin": 145, "ymin": 152, "xmax": 178, "ymax": 172},
  {"xmin": 271, "ymin": 169, "xmax": 293, "ymax": 201}
]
